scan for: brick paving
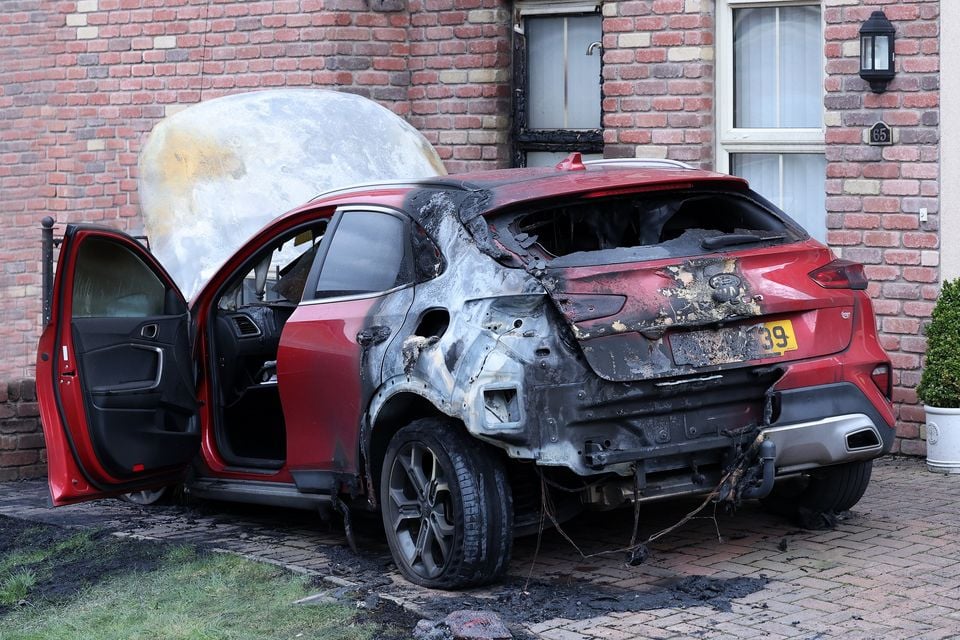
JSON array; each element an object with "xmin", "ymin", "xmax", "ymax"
[{"xmin": 0, "ymin": 456, "xmax": 958, "ymax": 639}]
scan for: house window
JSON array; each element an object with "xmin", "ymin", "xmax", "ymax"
[
  {"xmin": 513, "ymin": 2, "xmax": 602, "ymax": 167},
  {"xmin": 717, "ymin": 1, "xmax": 826, "ymax": 241}
]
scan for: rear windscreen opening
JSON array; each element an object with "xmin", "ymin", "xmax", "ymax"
[{"xmin": 492, "ymin": 190, "xmax": 805, "ymax": 266}]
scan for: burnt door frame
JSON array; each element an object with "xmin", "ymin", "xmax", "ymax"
[{"xmin": 512, "ymin": 10, "xmax": 604, "ymax": 167}]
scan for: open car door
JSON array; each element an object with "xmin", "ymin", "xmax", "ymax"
[{"xmin": 36, "ymin": 225, "xmax": 199, "ymax": 505}]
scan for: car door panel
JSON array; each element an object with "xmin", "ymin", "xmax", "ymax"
[
  {"xmin": 276, "ymin": 208, "xmax": 415, "ymax": 493},
  {"xmin": 278, "ymin": 287, "xmax": 414, "ymax": 488},
  {"xmin": 37, "ymin": 225, "xmax": 199, "ymax": 505},
  {"xmin": 72, "ymin": 316, "xmax": 197, "ymax": 479}
]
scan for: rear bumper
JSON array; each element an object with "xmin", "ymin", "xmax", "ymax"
[
  {"xmin": 529, "ymin": 377, "xmax": 893, "ymax": 478},
  {"xmin": 763, "ymin": 414, "xmax": 883, "ymax": 473},
  {"xmin": 766, "ymin": 382, "xmax": 895, "ymax": 473}
]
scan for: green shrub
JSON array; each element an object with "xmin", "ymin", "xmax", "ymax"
[{"xmin": 917, "ymin": 278, "xmax": 960, "ymax": 408}]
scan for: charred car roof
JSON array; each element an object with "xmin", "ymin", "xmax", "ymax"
[
  {"xmin": 309, "ymin": 162, "xmax": 750, "ymax": 217},
  {"xmin": 303, "ymin": 162, "xmax": 754, "ymax": 263}
]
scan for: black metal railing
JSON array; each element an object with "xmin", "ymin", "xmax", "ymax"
[{"xmin": 41, "ymin": 216, "xmax": 61, "ymax": 327}]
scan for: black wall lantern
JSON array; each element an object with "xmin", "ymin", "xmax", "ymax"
[{"xmin": 859, "ymin": 10, "xmax": 896, "ymax": 93}]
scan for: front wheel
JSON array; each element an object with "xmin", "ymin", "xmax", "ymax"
[
  {"xmin": 380, "ymin": 418, "xmax": 513, "ymax": 589},
  {"xmin": 121, "ymin": 487, "xmax": 169, "ymax": 506}
]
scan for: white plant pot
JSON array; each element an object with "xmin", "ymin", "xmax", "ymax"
[{"xmin": 924, "ymin": 405, "xmax": 960, "ymax": 474}]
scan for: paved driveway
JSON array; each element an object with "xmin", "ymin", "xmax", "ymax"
[{"xmin": 1, "ymin": 457, "xmax": 957, "ymax": 639}]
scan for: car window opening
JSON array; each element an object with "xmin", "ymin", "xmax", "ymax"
[
  {"xmin": 211, "ymin": 221, "xmax": 328, "ymax": 470},
  {"xmin": 504, "ymin": 192, "xmax": 796, "ymax": 262}
]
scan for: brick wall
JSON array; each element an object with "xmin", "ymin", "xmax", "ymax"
[
  {"xmin": 823, "ymin": 0, "xmax": 940, "ymax": 455},
  {"xmin": 601, "ymin": 0, "xmax": 714, "ymax": 166},
  {"xmin": 0, "ymin": 381, "xmax": 46, "ymax": 481},
  {"xmin": 0, "ymin": 0, "xmax": 512, "ymax": 382},
  {"xmin": 0, "ymin": 0, "xmax": 942, "ymax": 457},
  {"xmin": 407, "ymin": 0, "xmax": 511, "ymax": 171}
]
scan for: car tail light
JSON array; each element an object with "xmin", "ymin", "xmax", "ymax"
[
  {"xmin": 809, "ymin": 259, "xmax": 868, "ymax": 290},
  {"xmin": 871, "ymin": 364, "xmax": 892, "ymax": 399}
]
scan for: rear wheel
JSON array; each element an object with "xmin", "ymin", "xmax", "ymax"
[
  {"xmin": 380, "ymin": 418, "xmax": 513, "ymax": 589},
  {"xmin": 797, "ymin": 459, "xmax": 873, "ymax": 513},
  {"xmin": 763, "ymin": 460, "xmax": 873, "ymax": 518}
]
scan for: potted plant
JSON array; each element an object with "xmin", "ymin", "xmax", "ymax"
[{"xmin": 917, "ymin": 278, "xmax": 960, "ymax": 473}]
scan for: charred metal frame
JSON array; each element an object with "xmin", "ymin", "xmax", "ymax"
[{"xmin": 511, "ymin": 11, "xmax": 604, "ymax": 167}]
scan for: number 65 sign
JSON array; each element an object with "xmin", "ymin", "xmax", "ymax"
[{"xmin": 868, "ymin": 122, "xmax": 893, "ymax": 146}]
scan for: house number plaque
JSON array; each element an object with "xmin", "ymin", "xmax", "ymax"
[{"xmin": 868, "ymin": 122, "xmax": 893, "ymax": 146}]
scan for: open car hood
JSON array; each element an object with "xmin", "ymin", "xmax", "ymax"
[{"xmin": 138, "ymin": 89, "xmax": 446, "ymax": 299}]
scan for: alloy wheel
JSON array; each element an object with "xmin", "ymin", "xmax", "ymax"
[{"xmin": 384, "ymin": 442, "xmax": 456, "ymax": 580}]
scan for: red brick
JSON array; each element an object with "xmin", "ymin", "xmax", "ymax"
[
  {"xmin": 882, "ymin": 317, "xmax": 921, "ymax": 334},
  {"xmin": 903, "ymin": 266, "xmax": 939, "ymax": 283},
  {"xmin": 903, "ymin": 301, "xmax": 935, "ymax": 317},
  {"xmin": 882, "ymin": 215, "xmax": 920, "ymax": 231},
  {"xmin": 0, "ymin": 450, "xmax": 38, "ymax": 467},
  {"xmin": 827, "ymin": 230, "xmax": 862, "ymax": 246},
  {"xmin": 843, "ymin": 214, "xmax": 881, "ymax": 229},
  {"xmin": 902, "ymin": 232, "xmax": 939, "ymax": 249},
  {"xmin": 884, "ymin": 250, "xmax": 922, "ymax": 266},
  {"xmin": 863, "ymin": 231, "xmax": 900, "ymax": 247},
  {"xmin": 864, "ymin": 265, "xmax": 900, "ymax": 281}
]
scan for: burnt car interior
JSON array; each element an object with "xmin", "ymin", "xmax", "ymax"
[
  {"xmin": 211, "ymin": 222, "xmax": 327, "ymax": 469},
  {"xmin": 500, "ymin": 190, "xmax": 801, "ymax": 263}
]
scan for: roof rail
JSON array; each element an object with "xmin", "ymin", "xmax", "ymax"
[
  {"xmin": 582, "ymin": 158, "xmax": 694, "ymax": 170},
  {"xmin": 308, "ymin": 177, "xmax": 457, "ymax": 202}
]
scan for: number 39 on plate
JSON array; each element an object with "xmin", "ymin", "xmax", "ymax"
[{"xmin": 756, "ymin": 320, "xmax": 799, "ymax": 355}]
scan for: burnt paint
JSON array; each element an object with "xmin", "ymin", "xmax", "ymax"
[
  {"xmin": 536, "ymin": 257, "xmax": 764, "ymax": 382},
  {"xmin": 356, "ymin": 184, "xmax": 780, "ymax": 485},
  {"xmin": 336, "ymin": 178, "xmax": 866, "ymax": 498}
]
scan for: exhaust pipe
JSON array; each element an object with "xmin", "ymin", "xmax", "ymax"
[{"xmin": 846, "ymin": 428, "xmax": 881, "ymax": 451}]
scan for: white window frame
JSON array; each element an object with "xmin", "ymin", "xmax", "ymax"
[{"xmin": 715, "ymin": 0, "xmax": 826, "ymax": 173}]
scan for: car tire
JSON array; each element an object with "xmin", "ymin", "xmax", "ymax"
[
  {"xmin": 380, "ymin": 418, "xmax": 513, "ymax": 589},
  {"xmin": 120, "ymin": 487, "xmax": 169, "ymax": 506},
  {"xmin": 797, "ymin": 459, "xmax": 873, "ymax": 513},
  {"xmin": 762, "ymin": 460, "xmax": 873, "ymax": 517}
]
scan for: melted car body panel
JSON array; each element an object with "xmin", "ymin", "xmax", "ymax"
[
  {"xmin": 369, "ymin": 193, "xmax": 553, "ymax": 453},
  {"xmin": 355, "ymin": 174, "xmax": 891, "ymax": 483}
]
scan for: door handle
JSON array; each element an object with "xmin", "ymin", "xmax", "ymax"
[
  {"xmin": 356, "ymin": 326, "xmax": 391, "ymax": 347},
  {"xmin": 141, "ymin": 323, "xmax": 159, "ymax": 339}
]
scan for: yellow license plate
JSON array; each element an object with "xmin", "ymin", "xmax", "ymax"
[{"xmin": 756, "ymin": 320, "xmax": 798, "ymax": 355}]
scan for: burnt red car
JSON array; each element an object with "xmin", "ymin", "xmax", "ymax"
[{"xmin": 38, "ymin": 156, "xmax": 894, "ymax": 589}]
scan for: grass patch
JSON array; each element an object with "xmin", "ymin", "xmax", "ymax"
[
  {"xmin": 0, "ymin": 516, "xmax": 388, "ymax": 640},
  {"xmin": 0, "ymin": 569, "xmax": 36, "ymax": 606}
]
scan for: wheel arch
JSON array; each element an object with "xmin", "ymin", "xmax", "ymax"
[{"xmin": 365, "ymin": 386, "xmax": 451, "ymax": 502}]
